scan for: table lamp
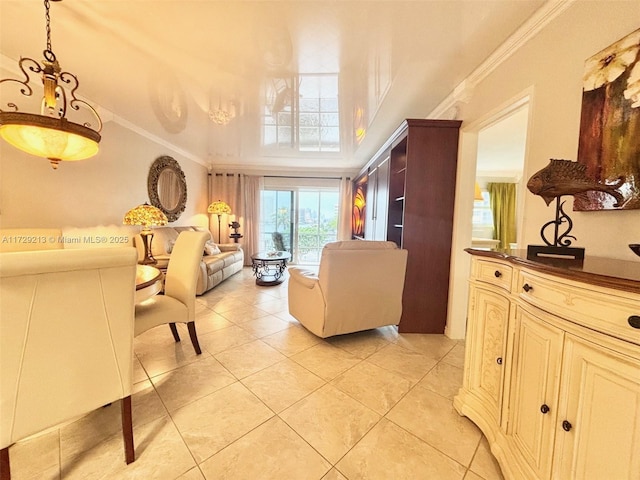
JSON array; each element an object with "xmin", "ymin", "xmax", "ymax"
[
  {"xmin": 207, "ymin": 200, "xmax": 231, "ymax": 243},
  {"xmin": 123, "ymin": 202, "xmax": 168, "ymax": 264}
]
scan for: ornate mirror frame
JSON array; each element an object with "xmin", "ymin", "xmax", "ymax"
[{"xmin": 147, "ymin": 155, "xmax": 187, "ymax": 222}]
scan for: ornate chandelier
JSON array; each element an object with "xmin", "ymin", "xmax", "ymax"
[{"xmin": 0, "ymin": 0, "xmax": 102, "ymax": 169}]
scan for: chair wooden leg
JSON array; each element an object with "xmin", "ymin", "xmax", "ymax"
[
  {"xmin": 1, "ymin": 446, "xmax": 10, "ymax": 480},
  {"xmin": 187, "ymin": 321, "xmax": 202, "ymax": 355},
  {"xmin": 169, "ymin": 323, "xmax": 181, "ymax": 342},
  {"xmin": 121, "ymin": 396, "xmax": 135, "ymax": 465}
]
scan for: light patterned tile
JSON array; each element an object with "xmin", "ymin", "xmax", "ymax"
[
  {"xmin": 417, "ymin": 361, "xmax": 464, "ymax": 400},
  {"xmin": 394, "ymin": 333, "xmax": 457, "ymax": 361},
  {"xmin": 60, "ymin": 380, "xmax": 167, "ymax": 460},
  {"xmin": 469, "ymin": 436, "xmax": 505, "ymax": 480},
  {"xmin": 171, "ymin": 382, "xmax": 273, "ymax": 463},
  {"xmin": 218, "ymin": 305, "xmax": 270, "ymax": 324},
  {"xmin": 442, "ymin": 342, "xmax": 466, "ymax": 368},
  {"xmin": 176, "ymin": 467, "xmax": 206, "ymax": 480},
  {"xmin": 366, "ymin": 344, "xmax": 438, "ymax": 384},
  {"xmin": 326, "ymin": 328, "xmax": 395, "ymax": 359},
  {"xmin": 273, "ymin": 310, "xmax": 300, "ymax": 324},
  {"xmin": 336, "ymin": 418, "xmax": 466, "ymax": 480},
  {"xmin": 214, "ymin": 340, "xmax": 286, "ymax": 379},
  {"xmin": 190, "ymin": 310, "xmax": 234, "ymax": 334},
  {"xmin": 387, "ymin": 386, "xmax": 482, "ymax": 466},
  {"xmin": 236, "ymin": 315, "xmax": 292, "ymax": 338},
  {"xmin": 261, "ymin": 324, "xmax": 321, "ymax": 356},
  {"xmin": 330, "ymin": 360, "xmax": 412, "ymax": 415},
  {"xmin": 8, "ymin": 430, "xmax": 60, "ymax": 480},
  {"xmin": 291, "ymin": 342, "xmax": 361, "ymax": 381},
  {"xmin": 199, "ymin": 417, "xmax": 331, "ymax": 479},
  {"xmin": 280, "ymin": 384, "xmax": 380, "ymax": 464},
  {"xmin": 242, "ymin": 358, "xmax": 325, "ymax": 413},
  {"xmin": 322, "ymin": 469, "xmax": 348, "ymax": 480},
  {"xmin": 134, "ymin": 332, "xmax": 206, "ymax": 377},
  {"xmin": 198, "ymin": 325, "xmax": 256, "ymax": 355},
  {"xmin": 61, "ymin": 416, "xmax": 195, "ymax": 479},
  {"xmin": 151, "ymin": 356, "xmax": 237, "ymax": 411}
]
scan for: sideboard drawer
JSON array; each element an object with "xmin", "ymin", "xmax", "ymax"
[
  {"xmin": 518, "ymin": 270, "xmax": 640, "ymax": 345},
  {"xmin": 473, "ymin": 258, "xmax": 513, "ymax": 292}
]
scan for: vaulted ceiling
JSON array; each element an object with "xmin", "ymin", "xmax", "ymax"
[{"xmin": 0, "ymin": 0, "xmax": 545, "ymax": 172}]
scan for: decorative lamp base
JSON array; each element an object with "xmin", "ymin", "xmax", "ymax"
[{"xmin": 140, "ymin": 231, "xmax": 157, "ymax": 265}]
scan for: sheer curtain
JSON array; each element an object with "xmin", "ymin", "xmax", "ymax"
[
  {"xmin": 209, "ymin": 172, "xmax": 263, "ymax": 265},
  {"xmin": 338, "ymin": 176, "xmax": 353, "ymax": 241},
  {"xmin": 487, "ymin": 182, "xmax": 517, "ymax": 249}
]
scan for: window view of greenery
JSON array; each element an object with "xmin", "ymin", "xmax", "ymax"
[{"xmin": 259, "ymin": 188, "xmax": 339, "ymax": 265}]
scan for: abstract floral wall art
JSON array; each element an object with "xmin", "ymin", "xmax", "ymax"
[{"xmin": 576, "ymin": 27, "xmax": 640, "ymax": 211}]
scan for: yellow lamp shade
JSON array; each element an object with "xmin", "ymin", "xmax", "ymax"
[
  {"xmin": 123, "ymin": 203, "xmax": 168, "ymax": 231},
  {"xmin": 207, "ymin": 200, "xmax": 232, "ymax": 215},
  {"xmin": 0, "ymin": 112, "xmax": 101, "ymax": 167}
]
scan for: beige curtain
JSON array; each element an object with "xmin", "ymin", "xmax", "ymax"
[
  {"xmin": 209, "ymin": 172, "xmax": 263, "ymax": 265},
  {"xmin": 338, "ymin": 176, "xmax": 353, "ymax": 241},
  {"xmin": 487, "ymin": 182, "xmax": 517, "ymax": 249}
]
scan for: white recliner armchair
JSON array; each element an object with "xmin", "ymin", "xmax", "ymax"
[
  {"xmin": 0, "ymin": 247, "xmax": 138, "ymax": 478},
  {"xmin": 288, "ymin": 240, "xmax": 408, "ymax": 338}
]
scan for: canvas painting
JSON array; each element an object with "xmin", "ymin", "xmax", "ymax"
[{"xmin": 575, "ymin": 27, "xmax": 640, "ymax": 211}]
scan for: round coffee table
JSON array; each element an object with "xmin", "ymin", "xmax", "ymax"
[{"xmin": 251, "ymin": 251, "xmax": 292, "ymax": 286}]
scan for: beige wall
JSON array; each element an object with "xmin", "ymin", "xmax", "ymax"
[
  {"xmin": 462, "ymin": 1, "xmax": 640, "ymax": 260},
  {"xmin": 0, "ymin": 121, "xmax": 209, "ymax": 230},
  {"xmin": 447, "ymin": 2, "xmax": 640, "ymax": 339}
]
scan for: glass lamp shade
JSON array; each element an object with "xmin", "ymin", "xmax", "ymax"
[
  {"xmin": 0, "ymin": 112, "xmax": 101, "ymax": 168},
  {"xmin": 207, "ymin": 200, "xmax": 232, "ymax": 215},
  {"xmin": 123, "ymin": 203, "xmax": 168, "ymax": 231}
]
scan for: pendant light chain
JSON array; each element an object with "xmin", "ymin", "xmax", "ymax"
[{"xmin": 43, "ymin": 0, "xmax": 56, "ymax": 62}]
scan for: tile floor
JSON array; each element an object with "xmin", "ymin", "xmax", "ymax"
[{"xmin": 9, "ymin": 267, "xmax": 505, "ymax": 480}]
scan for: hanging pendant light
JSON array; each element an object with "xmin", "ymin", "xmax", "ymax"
[{"xmin": 0, "ymin": 0, "xmax": 102, "ymax": 169}]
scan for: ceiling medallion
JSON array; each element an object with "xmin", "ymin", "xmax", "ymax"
[{"xmin": 0, "ymin": 0, "xmax": 102, "ymax": 169}]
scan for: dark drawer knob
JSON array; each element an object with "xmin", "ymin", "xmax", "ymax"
[
  {"xmin": 540, "ymin": 404, "xmax": 550, "ymax": 414},
  {"xmin": 496, "ymin": 357, "xmax": 503, "ymax": 365},
  {"xmin": 628, "ymin": 316, "xmax": 640, "ymax": 329},
  {"xmin": 494, "ymin": 270, "xmax": 502, "ymax": 278},
  {"xmin": 562, "ymin": 420, "xmax": 572, "ymax": 432},
  {"xmin": 523, "ymin": 283, "xmax": 533, "ymax": 292}
]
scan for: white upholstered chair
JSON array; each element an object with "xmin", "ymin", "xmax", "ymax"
[
  {"xmin": 288, "ymin": 240, "xmax": 408, "ymax": 338},
  {"xmin": 0, "ymin": 247, "xmax": 138, "ymax": 479},
  {"xmin": 134, "ymin": 230, "xmax": 209, "ymax": 354}
]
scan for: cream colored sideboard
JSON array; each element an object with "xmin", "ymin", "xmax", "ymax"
[{"xmin": 454, "ymin": 249, "xmax": 640, "ymax": 480}]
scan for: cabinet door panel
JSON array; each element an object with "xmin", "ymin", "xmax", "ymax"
[
  {"xmin": 553, "ymin": 334, "xmax": 640, "ymax": 480},
  {"xmin": 467, "ymin": 286, "xmax": 510, "ymax": 425},
  {"xmin": 508, "ymin": 305, "xmax": 563, "ymax": 479}
]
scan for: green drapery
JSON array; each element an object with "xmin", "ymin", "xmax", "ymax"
[{"xmin": 487, "ymin": 183, "xmax": 517, "ymax": 249}]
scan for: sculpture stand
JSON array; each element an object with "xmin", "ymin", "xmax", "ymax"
[{"xmin": 527, "ymin": 197, "xmax": 585, "ymax": 261}]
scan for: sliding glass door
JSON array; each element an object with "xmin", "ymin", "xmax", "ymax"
[{"xmin": 259, "ymin": 187, "xmax": 339, "ymax": 265}]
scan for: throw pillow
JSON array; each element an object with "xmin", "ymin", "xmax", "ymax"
[
  {"xmin": 166, "ymin": 239, "xmax": 176, "ymax": 253},
  {"xmin": 204, "ymin": 241, "xmax": 221, "ymax": 256}
]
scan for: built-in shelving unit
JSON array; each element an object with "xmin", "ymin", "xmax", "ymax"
[{"xmin": 353, "ymin": 119, "xmax": 461, "ymax": 333}]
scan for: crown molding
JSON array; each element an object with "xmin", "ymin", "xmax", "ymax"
[{"xmin": 429, "ymin": 0, "xmax": 576, "ymax": 119}]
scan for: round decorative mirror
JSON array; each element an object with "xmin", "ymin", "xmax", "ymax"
[{"xmin": 147, "ymin": 156, "xmax": 187, "ymax": 222}]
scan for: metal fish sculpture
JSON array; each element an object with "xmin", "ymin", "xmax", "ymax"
[{"xmin": 527, "ymin": 159, "xmax": 625, "ymax": 207}]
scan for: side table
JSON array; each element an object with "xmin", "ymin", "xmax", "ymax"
[{"xmin": 251, "ymin": 251, "xmax": 292, "ymax": 286}]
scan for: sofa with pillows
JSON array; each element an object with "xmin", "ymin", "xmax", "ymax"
[
  {"xmin": 134, "ymin": 226, "xmax": 244, "ymax": 295},
  {"xmin": 0, "ymin": 224, "xmax": 243, "ymax": 296}
]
